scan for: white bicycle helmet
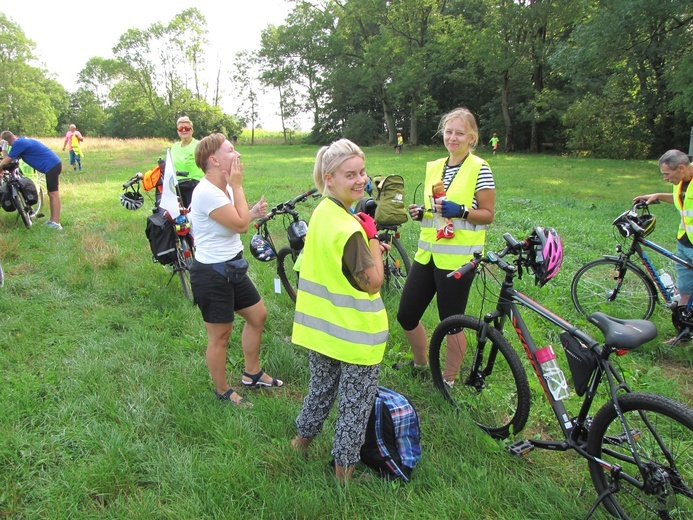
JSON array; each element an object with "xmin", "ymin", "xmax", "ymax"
[{"xmin": 120, "ymin": 191, "xmax": 144, "ymax": 211}]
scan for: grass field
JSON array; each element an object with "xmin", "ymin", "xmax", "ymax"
[{"xmin": 1, "ymin": 138, "xmax": 691, "ymax": 519}]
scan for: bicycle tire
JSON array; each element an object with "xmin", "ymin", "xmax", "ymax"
[
  {"xmin": 176, "ymin": 237, "xmax": 193, "ymax": 302},
  {"xmin": 12, "ymin": 191, "xmax": 32, "ymax": 229},
  {"xmin": 429, "ymin": 314, "xmax": 531, "ymax": 439},
  {"xmin": 34, "ymin": 172, "xmax": 46, "ymax": 216},
  {"xmin": 382, "ymin": 237, "xmax": 411, "ymax": 295},
  {"xmin": 587, "ymin": 392, "xmax": 693, "ymax": 519},
  {"xmin": 571, "ymin": 258, "xmax": 656, "ymax": 320},
  {"xmin": 277, "ymin": 245, "xmax": 299, "ymax": 302}
]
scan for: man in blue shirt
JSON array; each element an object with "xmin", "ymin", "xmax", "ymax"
[{"xmin": 0, "ymin": 131, "xmax": 63, "ymax": 229}]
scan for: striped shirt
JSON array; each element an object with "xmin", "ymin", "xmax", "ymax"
[{"xmin": 442, "ymin": 158, "xmax": 495, "ymax": 209}]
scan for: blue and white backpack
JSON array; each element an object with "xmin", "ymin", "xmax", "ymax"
[{"xmin": 360, "ymin": 386, "xmax": 422, "ymax": 482}]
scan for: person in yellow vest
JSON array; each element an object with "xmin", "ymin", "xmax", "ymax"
[
  {"xmin": 62, "ymin": 124, "xmax": 84, "ymax": 172},
  {"xmin": 290, "ymin": 139, "xmax": 389, "ymax": 483},
  {"xmin": 634, "ymin": 149, "xmax": 693, "ymax": 345},
  {"xmin": 396, "ymin": 107, "xmax": 496, "ymax": 385}
]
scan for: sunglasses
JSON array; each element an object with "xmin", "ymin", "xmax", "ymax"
[{"xmin": 177, "ymin": 126, "xmax": 192, "ymax": 132}]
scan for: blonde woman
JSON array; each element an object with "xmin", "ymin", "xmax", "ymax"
[{"xmin": 291, "ymin": 139, "xmax": 389, "ymax": 482}]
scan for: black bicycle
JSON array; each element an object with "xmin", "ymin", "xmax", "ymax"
[
  {"xmin": 251, "ymin": 188, "xmax": 319, "ymax": 301},
  {"xmin": 122, "ymin": 174, "xmax": 195, "ymax": 301},
  {"xmin": 1, "ymin": 161, "xmax": 41, "ymax": 229},
  {"xmin": 429, "ymin": 230, "xmax": 693, "ymax": 519}
]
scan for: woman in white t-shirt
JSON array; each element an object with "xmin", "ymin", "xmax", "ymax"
[{"xmin": 189, "ymin": 133, "xmax": 282, "ymax": 408}]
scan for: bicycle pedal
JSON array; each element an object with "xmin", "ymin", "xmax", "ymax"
[{"xmin": 508, "ymin": 440, "xmax": 534, "ymax": 457}]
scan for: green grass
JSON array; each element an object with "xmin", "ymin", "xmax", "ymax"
[{"xmin": 1, "ymin": 142, "xmax": 691, "ymax": 518}]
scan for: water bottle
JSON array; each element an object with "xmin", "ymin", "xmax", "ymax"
[
  {"xmin": 535, "ymin": 345, "xmax": 570, "ymax": 401},
  {"xmin": 659, "ymin": 269, "xmax": 681, "ymax": 302}
]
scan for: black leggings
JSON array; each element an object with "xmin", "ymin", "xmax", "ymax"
[{"xmin": 396, "ymin": 258, "xmax": 475, "ymax": 331}]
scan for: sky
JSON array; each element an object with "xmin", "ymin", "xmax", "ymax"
[{"xmin": 2, "ymin": 0, "xmax": 309, "ymax": 131}]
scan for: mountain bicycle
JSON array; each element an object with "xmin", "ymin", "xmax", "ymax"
[
  {"xmin": 570, "ymin": 201, "xmax": 693, "ymax": 344},
  {"xmin": 429, "ymin": 228, "xmax": 693, "ymax": 519},
  {"xmin": 1, "ymin": 161, "xmax": 40, "ymax": 229},
  {"xmin": 122, "ymin": 174, "xmax": 194, "ymax": 301},
  {"xmin": 251, "ymin": 188, "xmax": 319, "ymax": 301},
  {"xmin": 251, "ymin": 189, "xmax": 411, "ymax": 301}
]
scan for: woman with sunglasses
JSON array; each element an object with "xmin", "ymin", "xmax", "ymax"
[{"xmin": 170, "ymin": 116, "xmax": 205, "ymax": 208}]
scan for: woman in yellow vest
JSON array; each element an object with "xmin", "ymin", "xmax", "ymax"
[
  {"xmin": 291, "ymin": 139, "xmax": 389, "ymax": 482},
  {"xmin": 396, "ymin": 107, "xmax": 496, "ymax": 385}
]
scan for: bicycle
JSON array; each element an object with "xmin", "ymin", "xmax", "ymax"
[
  {"xmin": 251, "ymin": 188, "xmax": 319, "ymax": 301},
  {"xmin": 251, "ymin": 189, "xmax": 411, "ymax": 300},
  {"xmin": 570, "ymin": 201, "xmax": 693, "ymax": 343},
  {"xmin": 1, "ymin": 161, "xmax": 41, "ymax": 229},
  {"xmin": 428, "ymin": 228, "xmax": 693, "ymax": 519},
  {"xmin": 122, "ymin": 174, "xmax": 195, "ymax": 301}
]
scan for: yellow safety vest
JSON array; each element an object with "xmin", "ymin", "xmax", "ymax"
[
  {"xmin": 414, "ymin": 155, "xmax": 488, "ymax": 270},
  {"xmin": 292, "ymin": 198, "xmax": 388, "ymax": 365},
  {"xmin": 673, "ymin": 182, "xmax": 693, "ymax": 240}
]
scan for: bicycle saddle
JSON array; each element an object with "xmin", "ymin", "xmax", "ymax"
[{"xmin": 587, "ymin": 312, "xmax": 657, "ymax": 350}]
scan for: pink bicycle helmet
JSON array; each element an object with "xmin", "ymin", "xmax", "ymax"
[{"xmin": 528, "ymin": 226, "xmax": 563, "ymax": 287}]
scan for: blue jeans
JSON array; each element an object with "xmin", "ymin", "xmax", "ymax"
[
  {"xmin": 69, "ymin": 150, "xmax": 82, "ymax": 169},
  {"xmin": 675, "ymin": 241, "xmax": 693, "ymax": 295}
]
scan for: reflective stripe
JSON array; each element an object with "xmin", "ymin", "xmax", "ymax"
[
  {"xmin": 295, "ymin": 311, "xmax": 389, "ymax": 345},
  {"xmin": 417, "ymin": 240, "xmax": 483, "ymax": 256},
  {"xmin": 683, "ymin": 210, "xmax": 693, "ymax": 217},
  {"xmin": 298, "ymin": 278, "xmax": 385, "ymax": 313},
  {"xmin": 421, "ymin": 217, "xmax": 486, "ymax": 232}
]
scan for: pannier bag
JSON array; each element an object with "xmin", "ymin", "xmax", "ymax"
[
  {"xmin": 145, "ymin": 212, "xmax": 177, "ymax": 265},
  {"xmin": 0, "ymin": 184, "xmax": 15, "ymax": 212},
  {"xmin": 360, "ymin": 386, "xmax": 422, "ymax": 482},
  {"xmin": 560, "ymin": 332, "xmax": 597, "ymax": 396},
  {"xmin": 18, "ymin": 176, "xmax": 39, "ymax": 206},
  {"xmin": 372, "ymin": 175, "xmax": 408, "ymax": 226}
]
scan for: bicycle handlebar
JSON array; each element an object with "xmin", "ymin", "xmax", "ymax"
[
  {"xmin": 448, "ymin": 232, "xmax": 526, "ymax": 279},
  {"xmin": 123, "ymin": 176, "xmax": 140, "ymax": 189},
  {"xmin": 254, "ymin": 187, "xmax": 319, "ymax": 228}
]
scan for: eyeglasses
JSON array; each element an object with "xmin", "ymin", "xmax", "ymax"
[{"xmin": 177, "ymin": 126, "xmax": 192, "ymax": 132}]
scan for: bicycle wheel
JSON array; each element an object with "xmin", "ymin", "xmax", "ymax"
[
  {"xmin": 587, "ymin": 392, "xmax": 693, "ymax": 519},
  {"xmin": 277, "ymin": 245, "xmax": 299, "ymax": 302},
  {"xmin": 34, "ymin": 172, "xmax": 46, "ymax": 216},
  {"xmin": 12, "ymin": 191, "xmax": 32, "ymax": 229},
  {"xmin": 429, "ymin": 314, "xmax": 531, "ymax": 439},
  {"xmin": 176, "ymin": 237, "xmax": 193, "ymax": 302},
  {"xmin": 382, "ymin": 237, "xmax": 411, "ymax": 295},
  {"xmin": 571, "ymin": 258, "xmax": 656, "ymax": 320}
]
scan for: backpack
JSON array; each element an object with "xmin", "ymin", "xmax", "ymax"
[
  {"xmin": 360, "ymin": 386, "xmax": 422, "ymax": 482},
  {"xmin": 145, "ymin": 211, "xmax": 177, "ymax": 265},
  {"xmin": 372, "ymin": 175, "xmax": 407, "ymax": 225},
  {"xmin": 142, "ymin": 165, "xmax": 163, "ymax": 193}
]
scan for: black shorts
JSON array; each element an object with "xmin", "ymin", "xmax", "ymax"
[
  {"xmin": 45, "ymin": 162, "xmax": 62, "ymax": 192},
  {"xmin": 190, "ymin": 258, "xmax": 261, "ymax": 324}
]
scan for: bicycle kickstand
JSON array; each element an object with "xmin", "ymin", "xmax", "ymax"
[
  {"xmin": 583, "ymin": 465, "xmax": 624, "ymax": 520},
  {"xmin": 669, "ymin": 326, "xmax": 692, "ymax": 346}
]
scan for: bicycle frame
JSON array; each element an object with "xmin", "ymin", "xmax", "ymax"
[
  {"xmin": 617, "ymin": 234, "xmax": 693, "ymax": 307},
  {"xmin": 476, "ymin": 261, "xmax": 659, "ymax": 492}
]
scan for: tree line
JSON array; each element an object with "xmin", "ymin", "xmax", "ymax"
[{"xmin": 1, "ymin": 1, "xmax": 691, "ymax": 158}]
